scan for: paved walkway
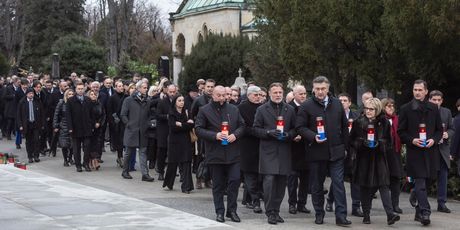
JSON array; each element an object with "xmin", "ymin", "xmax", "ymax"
[{"xmin": 2, "ymin": 139, "xmax": 460, "ymax": 229}]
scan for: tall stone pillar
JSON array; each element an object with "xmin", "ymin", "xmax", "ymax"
[
  {"xmin": 173, "ymin": 55, "xmax": 182, "ymax": 85},
  {"xmin": 52, "ymin": 53, "xmax": 60, "ymax": 79}
]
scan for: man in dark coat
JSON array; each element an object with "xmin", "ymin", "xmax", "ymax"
[
  {"xmin": 67, "ymin": 82, "xmax": 94, "ymax": 172},
  {"xmin": 13, "ymin": 78, "xmax": 30, "ymax": 149},
  {"xmin": 428, "ymin": 90, "xmax": 455, "ymax": 213},
  {"xmin": 17, "ymin": 88, "xmax": 45, "ymax": 163},
  {"xmin": 326, "ymin": 93, "xmax": 362, "ymax": 217},
  {"xmin": 296, "ymin": 76, "xmax": 351, "ymax": 226},
  {"xmin": 3, "ymin": 76, "xmax": 20, "ymax": 140},
  {"xmin": 195, "ymin": 85, "xmax": 245, "ymax": 223},
  {"xmin": 191, "ymin": 78, "xmax": 215, "ymax": 188},
  {"xmin": 287, "ymin": 85, "xmax": 311, "ymax": 215},
  {"xmin": 0, "ymin": 76, "xmax": 6, "ymax": 138},
  {"xmin": 238, "ymin": 85, "xmax": 263, "ymax": 213},
  {"xmin": 120, "ymin": 81, "xmax": 154, "ymax": 182},
  {"xmin": 398, "ymin": 79, "xmax": 442, "ymax": 226},
  {"xmin": 107, "ymin": 81, "xmax": 126, "ymax": 166},
  {"xmin": 254, "ymin": 82, "xmax": 297, "ymax": 225},
  {"xmin": 156, "ymin": 84, "xmax": 177, "ymax": 180},
  {"xmin": 32, "ymin": 80, "xmax": 48, "ymax": 155}
]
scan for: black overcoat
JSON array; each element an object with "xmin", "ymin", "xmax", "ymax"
[
  {"xmin": 156, "ymin": 96, "xmax": 172, "ymax": 148},
  {"xmin": 351, "ymin": 114, "xmax": 392, "ymax": 187},
  {"xmin": 296, "ymin": 96, "xmax": 349, "ymax": 162},
  {"xmin": 53, "ymin": 99, "xmax": 71, "ymax": 148},
  {"xmin": 398, "ymin": 99, "xmax": 442, "ymax": 179},
  {"xmin": 66, "ymin": 96, "xmax": 93, "ymax": 138},
  {"xmin": 253, "ymin": 101, "xmax": 296, "ymax": 175},
  {"xmin": 289, "ymin": 101, "xmax": 309, "ymax": 170},
  {"xmin": 238, "ymin": 100, "xmax": 261, "ymax": 173},
  {"xmin": 195, "ymin": 102, "xmax": 245, "ymax": 164},
  {"xmin": 167, "ymin": 109, "xmax": 193, "ymax": 163},
  {"xmin": 16, "ymin": 97, "xmax": 45, "ymax": 133}
]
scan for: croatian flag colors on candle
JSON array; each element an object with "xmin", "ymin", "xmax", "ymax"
[{"xmin": 316, "ymin": 117, "xmax": 326, "ymax": 140}]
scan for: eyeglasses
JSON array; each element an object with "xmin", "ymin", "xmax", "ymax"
[
  {"xmin": 386, "ymin": 104, "xmax": 394, "ymax": 108},
  {"xmin": 364, "ymin": 107, "xmax": 375, "ymax": 111}
]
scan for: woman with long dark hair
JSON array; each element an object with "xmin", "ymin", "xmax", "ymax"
[{"xmin": 163, "ymin": 95, "xmax": 194, "ymax": 193}]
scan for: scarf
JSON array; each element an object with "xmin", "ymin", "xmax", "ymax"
[{"xmin": 386, "ymin": 113, "xmax": 401, "ymax": 154}]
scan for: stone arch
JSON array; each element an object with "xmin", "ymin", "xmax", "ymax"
[
  {"xmin": 176, "ymin": 33, "xmax": 185, "ymax": 58},
  {"xmin": 198, "ymin": 32, "xmax": 203, "ymax": 43}
]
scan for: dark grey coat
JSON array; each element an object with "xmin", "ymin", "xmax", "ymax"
[
  {"xmin": 438, "ymin": 106, "xmax": 454, "ymax": 168},
  {"xmin": 120, "ymin": 94, "xmax": 150, "ymax": 148},
  {"xmin": 253, "ymin": 101, "xmax": 296, "ymax": 175}
]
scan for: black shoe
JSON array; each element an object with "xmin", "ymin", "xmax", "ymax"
[
  {"xmin": 414, "ymin": 211, "xmax": 422, "ymax": 222},
  {"xmin": 148, "ymin": 161, "xmax": 155, "ymax": 169},
  {"xmin": 16, "ymin": 144, "xmax": 21, "ymax": 149},
  {"xmin": 52, "ymin": 152, "xmax": 56, "ymax": 157},
  {"xmin": 116, "ymin": 158, "xmax": 123, "ymax": 168},
  {"xmin": 387, "ymin": 213, "xmax": 400, "ymax": 225},
  {"xmin": 63, "ymin": 161, "xmax": 70, "ymax": 167},
  {"xmin": 267, "ymin": 214, "xmax": 277, "ymax": 225},
  {"xmin": 438, "ymin": 204, "xmax": 451, "ymax": 213},
  {"xmin": 253, "ymin": 204, "xmax": 263, "ymax": 214},
  {"xmin": 122, "ymin": 172, "xmax": 133, "ymax": 179},
  {"xmin": 420, "ymin": 215, "xmax": 430, "ymax": 226},
  {"xmin": 315, "ymin": 214, "xmax": 324, "ymax": 224},
  {"xmin": 28, "ymin": 158, "xmax": 34, "ymax": 163},
  {"xmin": 142, "ymin": 174, "xmax": 155, "ymax": 182},
  {"xmin": 98, "ymin": 159, "xmax": 104, "ymax": 163},
  {"xmin": 34, "ymin": 157, "xmax": 40, "ymax": 163},
  {"xmin": 84, "ymin": 165, "xmax": 91, "ymax": 172},
  {"xmin": 69, "ymin": 159, "xmax": 75, "ymax": 165},
  {"xmin": 394, "ymin": 206, "xmax": 403, "ymax": 214},
  {"xmin": 297, "ymin": 205, "xmax": 311, "ymax": 214},
  {"xmin": 216, "ymin": 213, "xmax": 225, "ymax": 223},
  {"xmin": 336, "ymin": 217, "xmax": 352, "ymax": 226},
  {"xmin": 363, "ymin": 215, "xmax": 371, "ymax": 224},
  {"xmin": 352, "ymin": 208, "xmax": 364, "ymax": 217},
  {"xmin": 158, "ymin": 174, "xmax": 164, "ymax": 181},
  {"xmin": 205, "ymin": 181, "xmax": 213, "ymax": 188},
  {"xmin": 275, "ymin": 214, "xmax": 284, "ymax": 223},
  {"xmin": 76, "ymin": 167, "xmax": 83, "ymax": 172},
  {"xmin": 289, "ymin": 204, "xmax": 297, "ymax": 214},
  {"xmin": 226, "ymin": 212, "xmax": 241, "ymax": 222},
  {"xmin": 325, "ymin": 202, "xmax": 333, "ymax": 212},
  {"xmin": 409, "ymin": 190, "xmax": 417, "ymax": 207}
]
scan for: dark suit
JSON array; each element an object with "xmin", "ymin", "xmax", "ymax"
[
  {"xmin": 253, "ymin": 100, "xmax": 296, "ymax": 215},
  {"xmin": 296, "ymin": 96, "xmax": 349, "ymax": 220},
  {"xmin": 437, "ymin": 106, "xmax": 454, "ymax": 206},
  {"xmin": 156, "ymin": 96, "xmax": 173, "ymax": 175},
  {"xmin": 14, "ymin": 87, "xmax": 27, "ymax": 145},
  {"xmin": 398, "ymin": 99, "xmax": 442, "ymax": 217},
  {"xmin": 3, "ymin": 84, "xmax": 18, "ymax": 138},
  {"xmin": 17, "ymin": 97, "xmax": 45, "ymax": 160}
]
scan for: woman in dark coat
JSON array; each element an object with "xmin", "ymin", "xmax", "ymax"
[
  {"xmin": 88, "ymin": 90, "xmax": 106, "ymax": 170},
  {"xmin": 107, "ymin": 81, "xmax": 126, "ymax": 167},
  {"xmin": 381, "ymin": 98, "xmax": 403, "ymax": 213},
  {"xmin": 163, "ymin": 95, "xmax": 194, "ymax": 193},
  {"xmin": 350, "ymin": 98, "xmax": 400, "ymax": 225},
  {"xmin": 53, "ymin": 89, "xmax": 74, "ymax": 166}
]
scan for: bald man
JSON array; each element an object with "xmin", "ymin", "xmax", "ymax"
[{"xmin": 195, "ymin": 85, "xmax": 246, "ymax": 223}]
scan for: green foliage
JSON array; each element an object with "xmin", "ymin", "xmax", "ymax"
[
  {"xmin": 126, "ymin": 60, "xmax": 159, "ymax": 80},
  {"xmin": 22, "ymin": 0, "xmax": 86, "ymax": 72},
  {"xmin": 49, "ymin": 34, "xmax": 107, "ymax": 78},
  {"xmin": 107, "ymin": 66, "xmax": 118, "ymax": 77},
  {"xmin": 253, "ymin": 0, "xmax": 460, "ymax": 106},
  {"xmin": 180, "ymin": 34, "xmax": 253, "ymax": 88},
  {"xmin": 0, "ymin": 53, "xmax": 9, "ymax": 75}
]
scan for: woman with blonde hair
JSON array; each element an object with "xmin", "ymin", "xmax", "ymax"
[
  {"xmin": 350, "ymin": 98, "xmax": 400, "ymax": 225},
  {"xmin": 53, "ymin": 89, "xmax": 75, "ymax": 166}
]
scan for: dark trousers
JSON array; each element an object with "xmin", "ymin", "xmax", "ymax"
[
  {"xmin": 5, "ymin": 117, "xmax": 15, "ymax": 138},
  {"xmin": 24, "ymin": 125, "xmax": 40, "ymax": 159},
  {"xmin": 288, "ymin": 169, "xmax": 309, "ymax": 207},
  {"xmin": 156, "ymin": 147, "xmax": 167, "ymax": 175},
  {"xmin": 389, "ymin": 176, "xmax": 401, "ymax": 209},
  {"xmin": 244, "ymin": 172, "xmax": 263, "ymax": 204},
  {"xmin": 39, "ymin": 126, "xmax": 48, "ymax": 152},
  {"xmin": 328, "ymin": 181, "xmax": 361, "ymax": 210},
  {"xmin": 263, "ymin": 174, "xmax": 287, "ymax": 214},
  {"xmin": 49, "ymin": 131, "xmax": 59, "ymax": 154},
  {"xmin": 163, "ymin": 162, "xmax": 194, "ymax": 192},
  {"xmin": 360, "ymin": 185, "xmax": 394, "ymax": 215},
  {"xmin": 438, "ymin": 159, "xmax": 449, "ymax": 205},
  {"xmin": 147, "ymin": 138, "xmax": 157, "ymax": 165},
  {"xmin": 209, "ymin": 163, "xmax": 240, "ymax": 215},
  {"xmin": 72, "ymin": 137, "xmax": 91, "ymax": 168},
  {"xmin": 310, "ymin": 160, "xmax": 347, "ymax": 218},
  {"xmin": 62, "ymin": 147, "xmax": 72, "ymax": 162},
  {"xmin": 15, "ymin": 127, "xmax": 22, "ymax": 145},
  {"xmin": 414, "ymin": 178, "xmax": 431, "ymax": 216}
]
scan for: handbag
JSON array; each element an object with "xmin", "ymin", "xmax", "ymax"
[
  {"xmin": 185, "ymin": 109, "xmax": 197, "ymax": 142},
  {"xmin": 196, "ymin": 161, "xmax": 208, "ymax": 180}
]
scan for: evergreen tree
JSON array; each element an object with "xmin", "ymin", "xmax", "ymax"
[{"xmin": 21, "ymin": 0, "xmax": 86, "ymax": 72}]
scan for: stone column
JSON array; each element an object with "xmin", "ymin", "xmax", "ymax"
[{"xmin": 51, "ymin": 53, "xmax": 60, "ymax": 79}]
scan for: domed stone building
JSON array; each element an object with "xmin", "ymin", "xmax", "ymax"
[{"xmin": 169, "ymin": 0, "xmax": 256, "ymax": 84}]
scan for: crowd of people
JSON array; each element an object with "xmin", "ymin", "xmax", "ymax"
[{"xmin": 0, "ymin": 73, "xmax": 460, "ymax": 227}]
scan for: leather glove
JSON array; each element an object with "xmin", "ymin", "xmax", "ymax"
[{"xmin": 267, "ymin": 129, "xmax": 280, "ymax": 139}]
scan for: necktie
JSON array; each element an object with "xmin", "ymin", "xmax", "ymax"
[{"xmin": 28, "ymin": 100, "xmax": 35, "ymax": 122}]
